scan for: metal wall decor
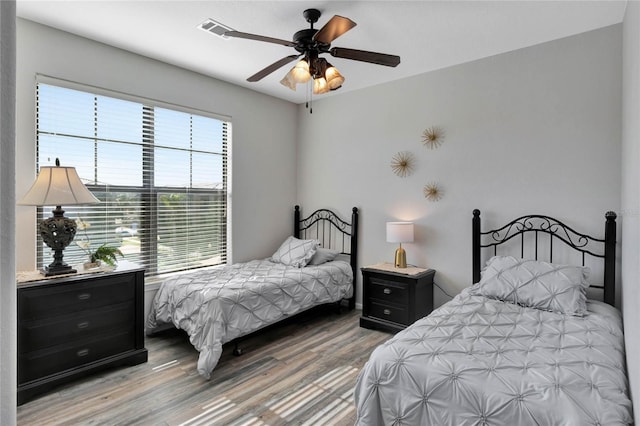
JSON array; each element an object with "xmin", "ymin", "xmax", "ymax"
[
  {"xmin": 422, "ymin": 126, "xmax": 445, "ymax": 149},
  {"xmin": 390, "ymin": 151, "xmax": 415, "ymax": 177},
  {"xmin": 423, "ymin": 182, "xmax": 443, "ymax": 201}
]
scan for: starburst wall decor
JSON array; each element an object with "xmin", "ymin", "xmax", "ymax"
[
  {"xmin": 423, "ymin": 182, "xmax": 444, "ymax": 201},
  {"xmin": 422, "ymin": 126, "xmax": 445, "ymax": 149},
  {"xmin": 390, "ymin": 151, "xmax": 415, "ymax": 177}
]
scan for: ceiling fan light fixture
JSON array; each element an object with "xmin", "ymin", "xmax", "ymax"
[
  {"xmin": 224, "ymin": 8, "xmax": 400, "ymax": 101},
  {"xmin": 280, "ymin": 71, "xmax": 297, "ymax": 91},
  {"xmin": 313, "ymin": 77, "xmax": 330, "ymax": 95},
  {"xmin": 325, "ymin": 64, "xmax": 344, "ymax": 90},
  {"xmin": 291, "ymin": 59, "xmax": 311, "ymax": 83}
]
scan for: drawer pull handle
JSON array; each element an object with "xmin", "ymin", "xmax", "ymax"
[
  {"xmin": 77, "ymin": 321, "xmax": 90, "ymax": 329},
  {"xmin": 77, "ymin": 349, "xmax": 90, "ymax": 357},
  {"xmin": 383, "ymin": 288, "xmax": 392, "ymax": 295},
  {"xmin": 383, "ymin": 309, "xmax": 391, "ymax": 315},
  {"xmin": 78, "ymin": 293, "xmax": 91, "ymax": 301}
]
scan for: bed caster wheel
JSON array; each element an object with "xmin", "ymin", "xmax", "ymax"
[{"xmin": 233, "ymin": 347, "xmax": 243, "ymax": 356}]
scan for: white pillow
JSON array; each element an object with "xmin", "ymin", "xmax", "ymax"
[
  {"xmin": 470, "ymin": 256, "xmax": 590, "ymax": 316},
  {"xmin": 271, "ymin": 236, "xmax": 319, "ymax": 268},
  {"xmin": 308, "ymin": 247, "xmax": 340, "ymax": 266}
]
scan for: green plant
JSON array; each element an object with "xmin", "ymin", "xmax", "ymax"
[
  {"xmin": 75, "ymin": 218, "xmax": 124, "ymax": 266},
  {"xmin": 90, "ymin": 244, "xmax": 124, "ymax": 266}
]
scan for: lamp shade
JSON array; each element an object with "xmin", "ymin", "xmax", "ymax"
[
  {"xmin": 291, "ymin": 59, "xmax": 311, "ymax": 83},
  {"xmin": 313, "ymin": 77, "xmax": 330, "ymax": 95},
  {"xmin": 325, "ymin": 65, "xmax": 344, "ymax": 90},
  {"xmin": 280, "ymin": 71, "xmax": 297, "ymax": 91},
  {"xmin": 386, "ymin": 222, "xmax": 414, "ymax": 243},
  {"xmin": 18, "ymin": 164, "xmax": 100, "ymax": 206}
]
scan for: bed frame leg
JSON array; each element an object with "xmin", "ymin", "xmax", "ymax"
[
  {"xmin": 336, "ymin": 299, "xmax": 354, "ymax": 314},
  {"xmin": 233, "ymin": 342, "xmax": 243, "ymax": 356}
]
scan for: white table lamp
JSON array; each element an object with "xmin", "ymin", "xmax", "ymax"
[{"xmin": 386, "ymin": 222, "xmax": 414, "ymax": 268}]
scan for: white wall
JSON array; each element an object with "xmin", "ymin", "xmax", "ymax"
[
  {"xmin": 0, "ymin": 2, "xmax": 16, "ymax": 424},
  {"xmin": 16, "ymin": 18, "xmax": 299, "ymax": 272},
  {"xmin": 12, "ymin": 15, "xmax": 634, "ymax": 422},
  {"xmin": 297, "ymin": 25, "xmax": 622, "ymax": 309},
  {"xmin": 621, "ymin": 1, "xmax": 640, "ymax": 421}
]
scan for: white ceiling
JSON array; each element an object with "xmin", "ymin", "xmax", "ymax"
[{"xmin": 16, "ymin": 1, "xmax": 627, "ymax": 104}]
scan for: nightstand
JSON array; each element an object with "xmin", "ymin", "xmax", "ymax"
[
  {"xmin": 360, "ymin": 264, "xmax": 435, "ymax": 333},
  {"xmin": 17, "ymin": 262, "xmax": 148, "ymax": 405}
]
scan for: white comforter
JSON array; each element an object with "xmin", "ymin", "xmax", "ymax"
[
  {"xmin": 354, "ymin": 287, "xmax": 633, "ymax": 425},
  {"xmin": 147, "ymin": 259, "xmax": 353, "ymax": 379}
]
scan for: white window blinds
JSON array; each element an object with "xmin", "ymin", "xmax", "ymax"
[{"xmin": 36, "ymin": 81, "xmax": 229, "ymax": 276}]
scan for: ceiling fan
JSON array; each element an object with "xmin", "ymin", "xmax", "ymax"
[{"xmin": 224, "ymin": 8, "xmax": 401, "ymax": 95}]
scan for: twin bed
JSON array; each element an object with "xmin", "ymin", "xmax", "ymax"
[
  {"xmin": 147, "ymin": 205, "xmax": 632, "ymax": 424},
  {"xmin": 354, "ymin": 209, "xmax": 633, "ymax": 425},
  {"xmin": 146, "ymin": 205, "xmax": 358, "ymax": 379}
]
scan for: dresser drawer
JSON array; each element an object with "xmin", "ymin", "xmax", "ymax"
[
  {"xmin": 19, "ymin": 301, "xmax": 135, "ymax": 353},
  {"xmin": 369, "ymin": 301, "xmax": 409, "ymax": 325},
  {"xmin": 369, "ymin": 277, "xmax": 408, "ymax": 305},
  {"xmin": 18, "ymin": 330, "xmax": 136, "ymax": 383},
  {"xmin": 19, "ymin": 274, "xmax": 135, "ymax": 320}
]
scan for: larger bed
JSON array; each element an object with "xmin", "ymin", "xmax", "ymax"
[
  {"xmin": 354, "ymin": 209, "xmax": 633, "ymax": 425},
  {"xmin": 146, "ymin": 205, "xmax": 358, "ymax": 379}
]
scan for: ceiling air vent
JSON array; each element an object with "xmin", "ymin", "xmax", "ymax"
[{"xmin": 198, "ymin": 18, "xmax": 234, "ymax": 39}]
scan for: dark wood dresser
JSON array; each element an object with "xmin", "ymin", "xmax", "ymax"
[
  {"xmin": 360, "ymin": 264, "xmax": 435, "ymax": 333},
  {"xmin": 17, "ymin": 262, "xmax": 148, "ymax": 405}
]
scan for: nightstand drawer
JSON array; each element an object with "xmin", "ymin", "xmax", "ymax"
[
  {"xmin": 369, "ymin": 301, "xmax": 408, "ymax": 325},
  {"xmin": 19, "ymin": 302, "xmax": 135, "ymax": 353},
  {"xmin": 18, "ymin": 329, "xmax": 136, "ymax": 383},
  {"xmin": 19, "ymin": 275, "xmax": 135, "ymax": 319},
  {"xmin": 369, "ymin": 278, "xmax": 408, "ymax": 305}
]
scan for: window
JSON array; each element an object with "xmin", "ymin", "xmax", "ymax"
[{"xmin": 36, "ymin": 80, "xmax": 230, "ymax": 277}]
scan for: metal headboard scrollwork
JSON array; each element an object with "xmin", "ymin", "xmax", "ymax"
[
  {"xmin": 472, "ymin": 209, "xmax": 617, "ymax": 306},
  {"xmin": 294, "ymin": 205, "xmax": 359, "ymax": 310}
]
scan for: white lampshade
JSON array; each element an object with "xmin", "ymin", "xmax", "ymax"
[
  {"xmin": 18, "ymin": 163, "xmax": 100, "ymax": 206},
  {"xmin": 386, "ymin": 222, "xmax": 414, "ymax": 243}
]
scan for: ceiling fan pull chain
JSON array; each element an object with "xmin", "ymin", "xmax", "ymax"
[{"xmin": 305, "ymin": 79, "xmax": 313, "ymax": 114}]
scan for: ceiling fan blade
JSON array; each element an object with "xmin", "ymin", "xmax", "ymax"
[
  {"xmin": 313, "ymin": 15, "xmax": 357, "ymax": 44},
  {"xmin": 330, "ymin": 47, "xmax": 401, "ymax": 67},
  {"xmin": 247, "ymin": 55, "xmax": 300, "ymax": 82},
  {"xmin": 225, "ymin": 30, "xmax": 295, "ymax": 47}
]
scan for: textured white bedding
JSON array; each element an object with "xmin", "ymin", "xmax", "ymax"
[
  {"xmin": 147, "ymin": 259, "xmax": 353, "ymax": 379},
  {"xmin": 354, "ymin": 287, "xmax": 633, "ymax": 425}
]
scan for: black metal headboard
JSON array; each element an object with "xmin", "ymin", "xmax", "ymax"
[
  {"xmin": 472, "ymin": 209, "xmax": 617, "ymax": 306},
  {"xmin": 294, "ymin": 205, "xmax": 359, "ymax": 310}
]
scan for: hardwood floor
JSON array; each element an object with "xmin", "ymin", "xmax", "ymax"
[{"xmin": 17, "ymin": 307, "xmax": 390, "ymax": 425}]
